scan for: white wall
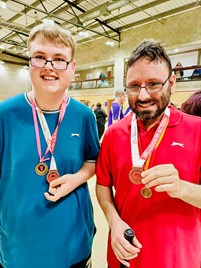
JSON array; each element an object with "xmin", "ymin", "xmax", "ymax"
[{"xmin": 0, "ymin": 63, "xmax": 31, "ymax": 99}]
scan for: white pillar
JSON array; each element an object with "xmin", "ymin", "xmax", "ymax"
[{"xmin": 114, "ymin": 50, "xmax": 125, "ymax": 92}]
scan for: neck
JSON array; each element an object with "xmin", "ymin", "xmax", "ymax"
[
  {"xmin": 28, "ymin": 90, "xmax": 67, "ymax": 111},
  {"xmin": 115, "ymin": 99, "xmax": 121, "ymax": 105}
]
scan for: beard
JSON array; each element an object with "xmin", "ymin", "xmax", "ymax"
[{"xmin": 129, "ymin": 89, "xmax": 171, "ymax": 122}]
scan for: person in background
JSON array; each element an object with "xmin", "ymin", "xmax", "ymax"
[
  {"xmin": 108, "ymin": 88, "xmax": 126, "ymax": 126},
  {"xmin": 0, "ymin": 23, "xmax": 99, "ymax": 268},
  {"xmin": 191, "ymin": 67, "xmax": 201, "ymax": 79},
  {"xmin": 99, "ymin": 72, "xmax": 105, "ymax": 78},
  {"xmin": 91, "ymin": 104, "xmax": 96, "ymax": 111},
  {"xmin": 124, "ymin": 106, "xmax": 132, "ymax": 117},
  {"xmin": 174, "ymin": 61, "xmax": 184, "ymax": 79},
  {"xmin": 96, "ymin": 39, "xmax": 201, "ymax": 268},
  {"xmin": 94, "ymin": 102, "xmax": 107, "ymax": 140},
  {"xmin": 99, "ymin": 72, "xmax": 106, "ymax": 87},
  {"xmin": 84, "ymin": 100, "xmax": 90, "ymax": 106},
  {"xmin": 181, "ymin": 90, "xmax": 201, "ymax": 116}
]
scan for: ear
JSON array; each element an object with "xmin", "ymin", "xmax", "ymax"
[
  {"xmin": 70, "ymin": 60, "xmax": 76, "ymax": 70},
  {"xmin": 169, "ymin": 73, "xmax": 176, "ymax": 94}
]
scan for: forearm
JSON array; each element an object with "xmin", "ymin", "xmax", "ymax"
[
  {"xmin": 96, "ymin": 184, "xmax": 122, "ymax": 229},
  {"xmin": 179, "ymin": 180, "xmax": 201, "ymax": 209},
  {"xmin": 72, "ymin": 161, "xmax": 95, "ymax": 187}
]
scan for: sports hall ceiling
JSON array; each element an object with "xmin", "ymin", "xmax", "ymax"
[{"xmin": 0, "ymin": 0, "xmax": 200, "ymax": 64}]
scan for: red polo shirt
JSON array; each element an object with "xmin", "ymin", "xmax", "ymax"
[{"xmin": 96, "ymin": 106, "xmax": 201, "ymax": 268}]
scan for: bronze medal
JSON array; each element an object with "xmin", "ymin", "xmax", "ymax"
[
  {"xmin": 129, "ymin": 167, "xmax": 143, "ymax": 184},
  {"xmin": 141, "ymin": 187, "xmax": 152, "ymax": 198},
  {"xmin": 35, "ymin": 162, "xmax": 48, "ymax": 176},
  {"xmin": 46, "ymin": 169, "xmax": 60, "ymax": 183}
]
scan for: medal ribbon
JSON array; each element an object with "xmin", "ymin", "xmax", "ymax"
[
  {"xmin": 30, "ymin": 92, "xmax": 68, "ymax": 168},
  {"xmin": 131, "ymin": 107, "xmax": 170, "ymax": 169}
]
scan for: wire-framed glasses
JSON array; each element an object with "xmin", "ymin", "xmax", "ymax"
[
  {"xmin": 29, "ymin": 57, "xmax": 72, "ymax": 70},
  {"xmin": 125, "ymin": 75, "xmax": 171, "ymax": 96}
]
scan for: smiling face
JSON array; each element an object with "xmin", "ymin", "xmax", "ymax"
[
  {"xmin": 126, "ymin": 56, "xmax": 176, "ymax": 128},
  {"xmin": 29, "ymin": 38, "xmax": 76, "ymax": 97}
]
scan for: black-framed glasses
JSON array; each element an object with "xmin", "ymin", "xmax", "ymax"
[
  {"xmin": 125, "ymin": 75, "xmax": 171, "ymax": 96},
  {"xmin": 29, "ymin": 57, "xmax": 72, "ymax": 70}
]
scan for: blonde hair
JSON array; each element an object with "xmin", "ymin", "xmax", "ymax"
[
  {"xmin": 115, "ymin": 88, "xmax": 126, "ymax": 97},
  {"xmin": 27, "ymin": 23, "xmax": 77, "ymax": 60}
]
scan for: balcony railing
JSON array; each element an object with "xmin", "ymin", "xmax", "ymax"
[
  {"xmin": 172, "ymin": 64, "xmax": 201, "ymax": 82},
  {"xmin": 70, "ymin": 76, "xmax": 114, "ymax": 90},
  {"xmin": 69, "ymin": 65, "xmax": 201, "ymax": 90}
]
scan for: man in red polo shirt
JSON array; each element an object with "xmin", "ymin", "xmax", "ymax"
[{"xmin": 96, "ymin": 39, "xmax": 201, "ymax": 268}]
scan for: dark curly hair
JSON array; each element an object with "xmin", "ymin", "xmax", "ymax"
[{"xmin": 126, "ymin": 39, "xmax": 172, "ymax": 75}]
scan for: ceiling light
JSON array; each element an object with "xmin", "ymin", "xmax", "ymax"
[
  {"xmin": 0, "ymin": 1, "xmax": 7, "ymax": 9},
  {"xmin": 106, "ymin": 41, "xmax": 114, "ymax": 47},
  {"xmin": 79, "ymin": 31, "xmax": 89, "ymax": 38},
  {"xmin": 43, "ymin": 19, "xmax": 55, "ymax": 25}
]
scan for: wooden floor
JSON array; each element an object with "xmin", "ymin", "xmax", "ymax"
[{"xmin": 89, "ymin": 176, "xmax": 108, "ymax": 268}]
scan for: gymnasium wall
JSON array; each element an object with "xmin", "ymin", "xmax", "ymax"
[{"xmin": 0, "ymin": 7, "xmax": 201, "ymax": 108}]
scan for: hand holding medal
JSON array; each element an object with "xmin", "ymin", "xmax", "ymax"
[
  {"xmin": 130, "ymin": 108, "xmax": 170, "ymax": 198},
  {"xmin": 44, "ymin": 174, "xmax": 74, "ymax": 202}
]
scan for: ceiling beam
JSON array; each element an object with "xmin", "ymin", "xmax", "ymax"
[
  {"xmin": 87, "ymin": 0, "xmax": 169, "ymax": 31},
  {"xmin": 63, "ymin": 0, "xmax": 120, "ymax": 37},
  {"xmin": 9, "ymin": 0, "xmax": 120, "ymax": 42},
  {"xmin": 119, "ymin": 2, "xmax": 201, "ymax": 31}
]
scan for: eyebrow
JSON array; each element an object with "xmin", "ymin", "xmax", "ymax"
[{"xmin": 31, "ymin": 51, "xmax": 67, "ymax": 58}]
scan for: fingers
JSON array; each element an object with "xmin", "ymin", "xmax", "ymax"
[
  {"xmin": 140, "ymin": 164, "xmax": 183, "ymax": 197},
  {"xmin": 112, "ymin": 236, "xmax": 141, "ymax": 264},
  {"xmin": 44, "ymin": 184, "xmax": 62, "ymax": 202},
  {"xmin": 44, "ymin": 191, "xmax": 62, "ymax": 202},
  {"xmin": 49, "ymin": 177, "xmax": 65, "ymax": 188},
  {"xmin": 44, "ymin": 176, "xmax": 73, "ymax": 202},
  {"xmin": 48, "ymin": 185, "xmax": 57, "ymax": 196},
  {"xmin": 133, "ymin": 236, "xmax": 143, "ymax": 249},
  {"xmin": 141, "ymin": 164, "xmax": 178, "ymax": 187}
]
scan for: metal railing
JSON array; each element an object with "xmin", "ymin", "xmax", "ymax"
[{"xmin": 70, "ymin": 76, "xmax": 114, "ymax": 90}]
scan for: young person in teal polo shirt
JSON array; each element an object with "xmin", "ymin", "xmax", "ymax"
[{"xmin": 0, "ymin": 23, "xmax": 99, "ymax": 268}]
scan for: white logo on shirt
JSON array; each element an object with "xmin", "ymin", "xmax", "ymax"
[
  {"xmin": 71, "ymin": 133, "xmax": 80, "ymax": 137},
  {"xmin": 171, "ymin": 142, "xmax": 184, "ymax": 148}
]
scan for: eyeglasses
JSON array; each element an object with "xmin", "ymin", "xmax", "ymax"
[
  {"xmin": 125, "ymin": 75, "xmax": 171, "ymax": 96},
  {"xmin": 29, "ymin": 57, "xmax": 72, "ymax": 70}
]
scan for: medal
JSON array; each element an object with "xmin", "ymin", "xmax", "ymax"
[
  {"xmin": 129, "ymin": 167, "xmax": 143, "ymax": 184},
  {"xmin": 31, "ymin": 93, "xmax": 68, "ymax": 182},
  {"xmin": 46, "ymin": 169, "xmax": 60, "ymax": 183},
  {"xmin": 141, "ymin": 187, "xmax": 152, "ymax": 198},
  {"xmin": 35, "ymin": 162, "xmax": 48, "ymax": 176}
]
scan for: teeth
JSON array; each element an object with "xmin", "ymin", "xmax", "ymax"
[
  {"xmin": 139, "ymin": 103, "xmax": 153, "ymax": 108},
  {"xmin": 43, "ymin": 76, "xmax": 56, "ymax": 80}
]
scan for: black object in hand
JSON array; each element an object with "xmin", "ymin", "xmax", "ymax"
[{"xmin": 120, "ymin": 228, "xmax": 135, "ymax": 268}]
